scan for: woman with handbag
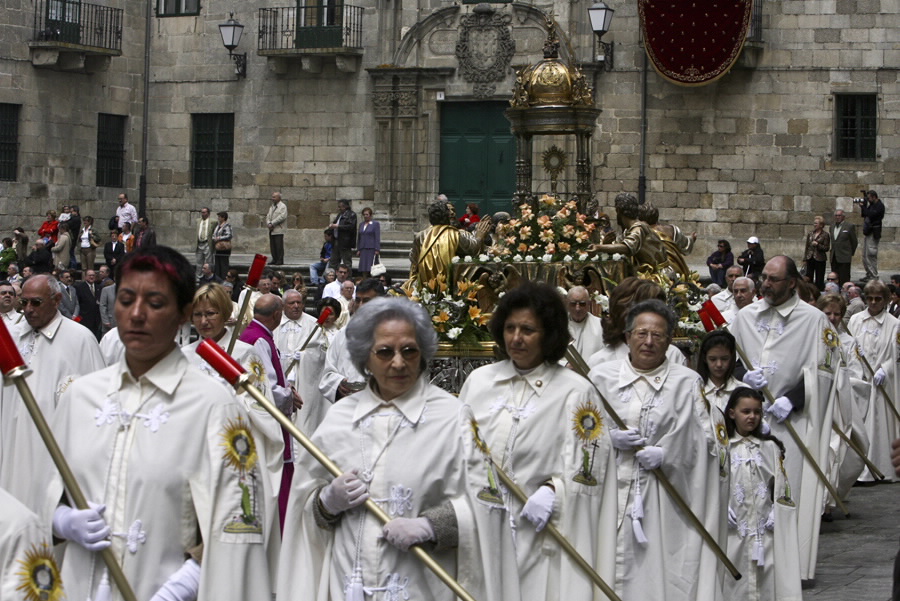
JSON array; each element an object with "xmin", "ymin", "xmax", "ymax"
[
  {"xmin": 355, "ymin": 206, "xmax": 380, "ymax": 277},
  {"xmin": 803, "ymin": 215, "xmax": 831, "ymax": 291},
  {"xmin": 78, "ymin": 216, "xmax": 100, "ymax": 270},
  {"xmin": 212, "ymin": 210, "xmax": 233, "ymax": 279}
]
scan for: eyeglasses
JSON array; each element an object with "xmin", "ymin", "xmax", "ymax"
[
  {"xmin": 568, "ymin": 301, "xmax": 587, "ymax": 307},
  {"xmin": 19, "ymin": 298, "xmax": 45, "ymax": 307},
  {"xmin": 371, "ymin": 346, "xmax": 420, "ymax": 361},
  {"xmin": 630, "ymin": 329, "xmax": 667, "ymax": 342},
  {"xmin": 192, "ymin": 310, "xmax": 220, "ymax": 320},
  {"xmin": 758, "ymin": 274, "xmax": 787, "ymax": 283},
  {"xmin": 826, "ymin": 277, "xmax": 838, "ymax": 281}
]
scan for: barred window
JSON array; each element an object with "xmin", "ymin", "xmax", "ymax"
[
  {"xmin": 0, "ymin": 104, "xmax": 20, "ymax": 182},
  {"xmin": 834, "ymin": 94, "xmax": 876, "ymax": 162},
  {"xmin": 97, "ymin": 113, "xmax": 127, "ymax": 188},
  {"xmin": 158, "ymin": 0, "xmax": 199, "ymax": 17},
  {"xmin": 192, "ymin": 114, "xmax": 234, "ymax": 189}
]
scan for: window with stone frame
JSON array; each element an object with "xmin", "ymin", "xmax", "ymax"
[
  {"xmin": 157, "ymin": 0, "xmax": 199, "ymax": 17},
  {"xmin": 191, "ymin": 113, "xmax": 234, "ymax": 189},
  {"xmin": 834, "ymin": 94, "xmax": 877, "ymax": 162},
  {"xmin": 97, "ymin": 113, "xmax": 127, "ymax": 188},
  {"xmin": 0, "ymin": 103, "xmax": 19, "ymax": 182}
]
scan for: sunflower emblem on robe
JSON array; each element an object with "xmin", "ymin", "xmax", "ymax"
[
  {"xmin": 16, "ymin": 544, "xmax": 63, "ymax": 601},
  {"xmin": 572, "ymin": 402, "xmax": 603, "ymax": 485},
  {"xmin": 221, "ymin": 418, "xmax": 258, "ymax": 473},
  {"xmin": 469, "ymin": 417, "xmax": 505, "ymax": 506},
  {"xmin": 221, "ymin": 418, "xmax": 263, "ymax": 534},
  {"xmin": 822, "ymin": 328, "xmax": 839, "ymax": 349}
]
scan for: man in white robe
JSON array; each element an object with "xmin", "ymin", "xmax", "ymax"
[
  {"xmin": 711, "ymin": 265, "xmax": 743, "ymax": 323},
  {"xmin": 848, "ymin": 279, "xmax": 900, "ymax": 482},
  {"xmin": 0, "ymin": 274, "xmax": 104, "ymax": 524},
  {"xmin": 589, "ymin": 299, "xmax": 724, "ymax": 601},
  {"xmin": 274, "ymin": 289, "xmax": 326, "ymax": 434},
  {"xmin": 567, "ymin": 285, "xmax": 605, "ymax": 360},
  {"xmin": 730, "ymin": 256, "xmax": 839, "ymax": 583}
]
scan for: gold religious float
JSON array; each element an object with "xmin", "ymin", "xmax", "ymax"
[{"xmin": 407, "ymin": 19, "xmax": 703, "ymax": 392}]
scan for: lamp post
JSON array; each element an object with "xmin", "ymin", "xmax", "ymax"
[
  {"xmin": 219, "ymin": 12, "xmax": 247, "ymax": 78},
  {"xmin": 587, "ymin": 1, "xmax": 614, "ymax": 71}
]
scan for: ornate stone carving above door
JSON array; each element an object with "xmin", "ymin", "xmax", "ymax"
[{"xmin": 455, "ymin": 4, "xmax": 516, "ymax": 96}]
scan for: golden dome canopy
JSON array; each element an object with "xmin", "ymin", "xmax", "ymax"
[{"xmin": 509, "ymin": 24, "xmax": 592, "ymax": 108}]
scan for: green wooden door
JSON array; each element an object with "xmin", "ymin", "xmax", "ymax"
[{"xmin": 439, "ymin": 101, "xmax": 515, "ymax": 220}]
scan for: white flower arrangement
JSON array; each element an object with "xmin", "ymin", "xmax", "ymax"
[
  {"xmin": 446, "ymin": 327, "xmax": 463, "ymax": 340},
  {"xmin": 612, "ymin": 253, "xmax": 624, "ymax": 261},
  {"xmin": 513, "ymin": 254, "xmax": 524, "ymax": 261},
  {"xmin": 563, "ymin": 255, "xmax": 573, "ymax": 262},
  {"xmin": 479, "ymin": 254, "xmax": 490, "ymax": 262},
  {"xmin": 451, "ymin": 256, "xmax": 460, "ymax": 264},
  {"xmin": 463, "ymin": 255, "xmax": 473, "ymax": 263},
  {"xmin": 524, "ymin": 255, "xmax": 534, "ymax": 262},
  {"xmin": 541, "ymin": 254, "xmax": 553, "ymax": 262}
]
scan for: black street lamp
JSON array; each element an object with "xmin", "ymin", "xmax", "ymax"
[
  {"xmin": 219, "ymin": 12, "xmax": 247, "ymax": 78},
  {"xmin": 587, "ymin": 1, "xmax": 614, "ymax": 71}
]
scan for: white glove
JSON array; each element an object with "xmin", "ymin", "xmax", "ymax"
[
  {"xmin": 760, "ymin": 420, "xmax": 771, "ymax": 436},
  {"xmin": 150, "ymin": 559, "xmax": 201, "ymax": 601},
  {"xmin": 742, "ymin": 369, "xmax": 768, "ymax": 390},
  {"xmin": 52, "ymin": 503, "xmax": 111, "ymax": 551},
  {"xmin": 519, "ymin": 485, "xmax": 556, "ymax": 532},
  {"xmin": 382, "ymin": 517, "xmax": 435, "ymax": 551},
  {"xmin": 320, "ymin": 470, "xmax": 369, "ymax": 515},
  {"xmin": 636, "ymin": 446, "xmax": 665, "ymax": 470},
  {"xmin": 764, "ymin": 508, "xmax": 775, "ymax": 531},
  {"xmin": 608, "ymin": 428, "xmax": 646, "ymax": 450},
  {"xmin": 727, "ymin": 506, "xmax": 738, "ymax": 528},
  {"xmin": 765, "ymin": 396, "xmax": 793, "ymax": 423},
  {"xmin": 874, "ymin": 367, "xmax": 886, "ymax": 386}
]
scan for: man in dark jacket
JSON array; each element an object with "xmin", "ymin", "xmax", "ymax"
[
  {"xmin": 103, "ymin": 230, "xmax": 125, "ymax": 269},
  {"xmin": 74, "ymin": 268, "xmax": 102, "ymax": 340},
  {"xmin": 328, "ymin": 199, "xmax": 357, "ymax": 271},
  {"xmin": 23, "ymin": 239, "xmax": 53, "ymax": 274},
  {"xmin": 860, "ymin": 189, "xmax": 884, "ymax": 281},
  {"xmin": 135, "ymin": 216, "xmax": 157, "ymax": 249}
]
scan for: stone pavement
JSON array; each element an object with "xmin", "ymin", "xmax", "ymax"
[{"xmin": 805, "ymin": 481, "xmax": 899, "ymax": 600}]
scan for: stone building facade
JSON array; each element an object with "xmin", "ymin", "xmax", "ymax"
[{"xmin": 0, "ymin": 0, "xmax": 896, "ymax": 267}]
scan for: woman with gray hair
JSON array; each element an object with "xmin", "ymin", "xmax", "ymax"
[{"xmin": 277, "ymin": 296, "xmax": 470, "ymax": 601}]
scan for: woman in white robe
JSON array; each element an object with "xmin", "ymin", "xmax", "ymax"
[
  {"xmin": 181, "ymin": 283, "xmax": 284, "ymax": 579},
  {"xmin": 723, "ymin": 387, "xmax": 802, "ymax": 601},
  {"xmin": 47, "ymin": 246, "xmax": 270, "ymax": 601},
  {"xmin": 456, "ymin": 281, "xmax": 618, "ymax": 601},
  {"xmin": 277, "ymin": 296, "xmax": 471, "ymax": 601},
  {"xmin": 587, "ymin": 276, "xmax": 687, "ymax": 369}
]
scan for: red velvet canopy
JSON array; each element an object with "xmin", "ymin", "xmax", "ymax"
[{"xmin": 638, "ymin": 0, "xmax": 754, "ymax": 86}]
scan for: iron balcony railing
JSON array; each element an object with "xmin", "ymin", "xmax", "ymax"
[
  {"xmin": 746, "ymin": 0, "xmax": 764, "ymax": 43},
  {"xmin": 259, "ymin": 4, "xmax": 363, "ymax": 52},
  {"xmin": 32, "ymin": 0, "xmax": 123, "ymax": 52}
]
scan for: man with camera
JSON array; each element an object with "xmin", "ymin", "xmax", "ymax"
[{"xmin": 857, "ymin": 189, "xmax": 884, "ymax": 282}]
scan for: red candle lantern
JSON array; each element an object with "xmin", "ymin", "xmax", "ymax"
[
  {"xmin": 197, "ymin": 338, "xmax": 246, "ymax": 385},
  {"xmin": 701, "ymin": 300, "xmax": 727, "ymax": 327},
  {"xmin": 0, "ymin": 320, "xmax": 25, "ymax": 375},
  {"xmin": 245, "ymin": 254, "xmax": 268, "ymax": 288}
]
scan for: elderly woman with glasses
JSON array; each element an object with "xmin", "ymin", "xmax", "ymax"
[
  {"xmin": 46, "ymin": 246, "xmax": 271, "ymax": 601},
  {"xmin": 588, "ymin": 299, "xmax": 723, "ymax": 601},
  {"xmin": 456, "ymin": 281, "xmax": 617, "ymax": 601},
  {"xmin": 277, "ymin": 296, "xmax": 471, "ymax": 601}
]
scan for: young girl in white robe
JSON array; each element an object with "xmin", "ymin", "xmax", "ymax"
[{"xmin": 724, "ymin": 387, "xmax": 802, "ymax": 601}]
